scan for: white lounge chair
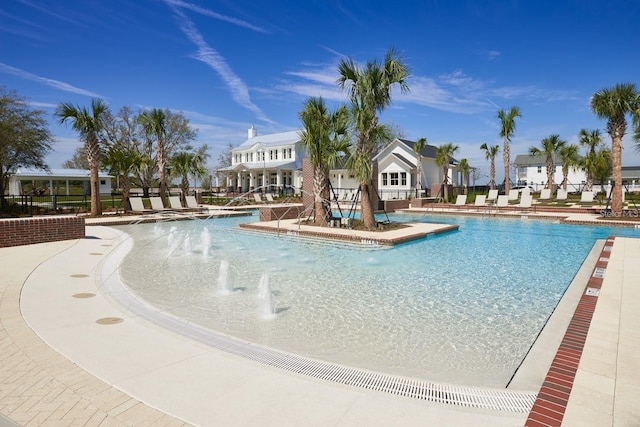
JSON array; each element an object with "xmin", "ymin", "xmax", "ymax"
[
  {"xmin": 149, "ymin": 196, "xmax": 171, "ymax": 212},
  {"xmin": 556, "ymin": 189, "xmax": 568, "ymax": 201},
  {"xmin": 580, "ymin": 191, "xmax": 594, "ymax": 203},
  {"xmin": 517, "ymin": 194, "xmax": 533, "ymax": 212},
  {"xmin": 169, "ymin": 196, "xmax": 195, "ymax": 211},
  {"xmin": 474, "ymin": 195, "xmax": 487, "ymax": 210},
  {"xmin": 253, "ymin": 193, "xmax": 264, "ymax": 203},
  {"xmin": 129, "ymin": 197, "xmax": 153, "ymax": 214},
  {"xmin": 539, "ymin": 189, "xmax": 551, "ymax": 200},
  {"xmin": 453, "ymin": 194, "xmax": 467, "ymax": 208},
  {"xmin": 496, "ymin": 195, "xmax": 509, "ymax": 209},
  {"xmin": 508, "ymin": 190, "xmax": 519, "ymax": 202},
  {"xmin": 487, "ymin": 189, "xmax": 498, "ymax": 202},
  {"xmin": 265, "ymin": 193, "xmax": 275, "ymax": 203},
  {"xmin": 186, "ymin": 196, "xmax": 207, "ymax": 212}
]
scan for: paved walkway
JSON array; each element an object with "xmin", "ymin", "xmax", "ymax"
[{"xmin": 0, "ymin": 210, "xmax": 639, "ymax": 426}]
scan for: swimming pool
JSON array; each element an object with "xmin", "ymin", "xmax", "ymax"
[{"xmin": 114, "ymin": 214, "xmax": 640, "ymax": 388}]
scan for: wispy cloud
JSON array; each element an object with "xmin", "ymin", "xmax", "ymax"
[
  {"xmin": 163, "ymin": 0, "xmax": 268, "ymax": 33},
  {"xmin": 165, "ymin": 2, "xmax": 273, "ymax": 125},
  {"xmin": 0, "ymin": 62, "xmax": 103, "ymax": 98},
  {"xmin": 29, "ymin": 101, "xmax": 58, "ymax": 109}
]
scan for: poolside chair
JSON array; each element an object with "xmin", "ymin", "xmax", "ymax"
[
  {"xmin": 149, "ymin": 196, "xmax": 171, "ymax": 212},
  {"xmin": 185, "ymin": 196, "xmax": 208, "ymax": 213},
  {"xmin": 453, "ymin": 194, "xmax": 467, "ymax": 209},
  {"xmin": 253, "ymin": 193, "xmax": 264, "ymax": 203},
  {"xmin": 486, "ymin": 189, "xmax": 498, "ymax": 203},
  {"xmin": 521, "ymin": 187, "xmax": 531, "ymax": 197},
  {"xmin": 508, "ymin": 190, "xmax": 519, "ymax": 202},
  {"xmin": 539, "ymin": 188, "xmax": 551, "ymax": 200},
  {"xmin": 169, "ymin": 196, "xmax": 196, "ymax": 212},
  {"xmin": 556, "ymin": 189, "xmax": 567, "ymax": 201},
  {"xmin": 517, "ymin": 194, "xmax": 534, "ymax": 212},
  {"xmin": 129, "ymin": 197, "xmax": 153, "ymax": 214},
  {"xmin": 495, "ymin": 195, "xmax": 509, "ymax": 209},
  {"xmin": 474, "ymin": 194, "xmax": 487, "ymax": 210},
  {"xmin": 265, "ymin": 193, "xmax": 275, "ymax": 203},
  {"xmin": 580, "ymin": 191, "xmax": 594, "ymax": 203}
]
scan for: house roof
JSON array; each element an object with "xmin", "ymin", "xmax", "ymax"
[
  {"xmin": 235, "ymin": 130, "xmax": 301, "ymax": 150},
  {"xmin": 219, "ymin": 160, "xmax": 301, "ymax": 172},
  {"xmin": 391, "ymin": 152, "xmax": 415, "ymax": 168},
  {"xmin": 514, "ymin": 154, "xmax": 562, "ymax": 166},
  {"xmin": 397, "ymin": 138, "xmax": 440, "ymax": 159},
  {"xmin": 12, "ymin": 168, "xmax": 112, "ymax": 179},
  {"xmin": 622, "ymin": 166, "xmax": 640, "ymax": 180}
]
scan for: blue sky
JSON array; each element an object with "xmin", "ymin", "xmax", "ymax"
[{"xmin": 2, "ymin": 0, "xmax": 639, "ymax": 184}]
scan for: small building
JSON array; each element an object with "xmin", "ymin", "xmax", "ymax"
[
  {"xmin": 374, "ymin": 138, "xmax": 460, "ymax": 200},
  {"xmin": 221, "ymin": 126, "xmax": 303, "ymax": 193},
  {"xmin": 8, "ymin": 168, "xmax": 113, "ymax": 196},
  {"xmin": 514, "ymin": 154, "xmax": 586, "ymax": 192}
]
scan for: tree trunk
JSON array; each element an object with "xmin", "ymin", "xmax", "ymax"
[
  {"xmin": 546, "ymin": 156, "xmax": 554, "ymax": 191},
  {"xmin": 612, "ymin": 136, "xmax": 623, "ymax": 214},
  {"xmin": 313, "ymin": 168, "xmax": 330, "ymax": 226},
  {"xmin": 181, "ymin": 176, "xmax": 189, "ymax": 206},
  {"xmin": 158, "ymin": 139, "xmax": 166, "ymax": 201},
  {"xmin": 360, "ymin": 182, "xmax": 375, "ymax": 230},
  {"xmin": 503, "ymin": 142, "xmax": 510, "ymax": 195},
  {"xmin": 442, "ymin": 166, "xmax": 449, "ymax": 201},
  {"xmin": 86, "ymin": 138, "xmax": 102, "ymax": 216},
  {"xmin": 122, "ymin": 175, "xmax": 131, "ymax": 212},
  {"xmin": 490, "ymin": 159, "xmax": 496, "ymax": 190}
]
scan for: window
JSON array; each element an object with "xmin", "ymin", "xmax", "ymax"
[
  {"xmin": 390, "ymin": 172, "xmax": 399, "ymax": 186},
  {"xmin": 287, "ymin": 148, "xmax": 292, "ymax": 159},
  {"xmin": 382, "ymin": 173, "xmax": 388, "ymax": 186},
  {"xmin": 100, "ymin": 180, "xmax": 106, "ymax": 185},
  {"xmin": 274, "ymin": 150, "xmax": 278, "ymax": 160},
  {"xmin": 269, "ymin": 150, "xmax": 274, "ymax": 160},
  {"xmin": 537, "ymin": 166, "xmax": 542, "ymax": 173},
  {"xmin": 401, "ymin": 172, "xmax": 407, "ymax": 186}
]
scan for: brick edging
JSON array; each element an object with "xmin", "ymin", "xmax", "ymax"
[{"xmin": 524, "ymin": 237, "xmax": 614, "ymax": 426}]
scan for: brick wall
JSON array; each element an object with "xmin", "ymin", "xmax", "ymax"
[
  {"xmin": 0, "ymin": 216, "xmax": 85, "ymax": 248},
  {"xmin": 259, "ymin": 205, "xmax": 304, "ymax": 221}
]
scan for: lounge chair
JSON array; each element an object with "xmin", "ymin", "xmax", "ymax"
[
  {"xmin": 474, "ymin": 195, "xmax": 487, "ymax": 210},
  {"xmin": 186, "ymin": 196, "xmax": 208, "ymax": 212},
  {"xmin": 521, "ymin": 187, "xmax": 531, "ymax": 197},
  {"xmin": 496, "ymin": 195, "xmax": 509, "ymax": 209},
  {"xmin": 149, "ymin": 196, "xmax": 171, "ymax": 212},
  {"xmin": 508, "ymin": 190, "xmax": 519, "ymax": 202},
  {"xmin": 253, "ymin": 193, "xmax": 264, "ymax": 203},
  {"xmin": 453, "ymin": 194, "xmax": 467, "ymax": 209},
  {"xmin": 580, "ymin": 191, "xmax": 594, "ymax": 203},
  {"xmin": 169, "ymin": 196, "xmax": 196, "ymax": 211},
  {"xmin": 556, "ymin": 189, "xmax": 568, "ymax": 201},
  {"xmin": 129, "ymin": 197, "xmax": 153, "ymax": 214},
  {"xmin": 539, "ymin": 189, "xmax": 551, "ymax": 200},
  {"xmin": 517, "ymin": 194, "xmax": 534, "ymax": 212},
  {"xmin": 265, "ymin": 193, "xmax": 275, "ymax": 203},
  {"xmin": 487, "ymin": 189, "xmax": 498, "ymax": 203}
]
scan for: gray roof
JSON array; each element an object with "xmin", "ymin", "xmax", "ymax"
[
  {"xmin": 514, "ymin": 154, "xmax": 562, "ymax": 166},
  {"xmin": 236, "ymin": 130, "xmax": 301, "ymax": 150},
  {"xmin": 391, "ymin": 152, "xmax": 415, "ymax": 168},
  {"xmin": 397, "ymin": 138, "xmax": 439, "ymax": 159},
  {"xmin": 219, "ymin": 160, "xmax": 301, "ymax": 172},
  {"xmin": 622, "ymin": 166, "xmax": 640, "ymax": 180},
  {"xmin": 12, "ymin": 168, "xmax": 112, "ymax": 179}
]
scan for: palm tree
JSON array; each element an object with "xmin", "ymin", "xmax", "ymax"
[
  {"xmin": 558, "ymin": 144, "xmax": 580, "ymax": 191},
  {"xmin": 590, "ymin": 83, "xmax": 640, "ymax": 214},
  {"xmin": 101, "ymin": 146, "xmax": 148, "ymax": 212},
  {"xmin": 480, "ymin": 143, "xmax": 500, "ymax": 190},
  {"xmin": 435, "ymin": 143, "xmax": 459, "ymax": 201},
  {"xmin": 458, "ymin": 158, "xmax": 470, "ymax": 195},
  {"xmin": 497, "ymin": 106, "xmax": 521, "ymax": 194},
  {"xmin": 529, "ymin": 134, "xmax": 566, "ymax": 191},
  {"xmin": 578, "ymin": 129, "xmax": 603, "ymax": 191},
  {"xmin": 138, "ymin": 108, "xmax": 168, "ymax": 201},
  {"xmin": 337, "ymin": 47, "xmax": 409, "ymax": 230},
  {"xmin": 593, "ymin": 149, "xmax": 613, "ymax": 193},
  {"xmin": 299, "ymin": 97, "xmax": 350, "ymax": 225},
  {"xmin": 55, "ymin": 98, "xmax": 110, "ymax": 216},
  {"xmin": 169, "ymin": 147, "xmax": 208, "ymax": 206},
  {"xmin": 412, "ymin": 137, "xmax": 427, "ymax": 197}
]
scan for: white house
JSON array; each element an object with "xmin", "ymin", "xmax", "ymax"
[
  {"xmin": 8, "ymin": 168, "xmax": 113, "ymax": 196},
  {"xmin": 221, "ymin": 126, "xmax": 304, "ymax": 193},
  {"xmin": 514, "ymin": 154, "xmax": 586, "ymax": 192},
  {"xmin": 374, "ymin": 138, "xmax": 460, "ymax": 200}
]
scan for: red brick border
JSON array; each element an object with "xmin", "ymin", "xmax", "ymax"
[
  {"xmin": 525, "ymin": 237, "xmax": 614, "ymax": 426},
  {"xmin": 0, "ymin": 216, "xmax": 85, "ymax": 247}
]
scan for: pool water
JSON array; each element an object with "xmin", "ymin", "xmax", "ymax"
[{"xmin": 115, "ymin": 214, "xmax": 639, "ymax": 387}]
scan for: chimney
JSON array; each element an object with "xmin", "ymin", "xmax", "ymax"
[{"xmin": 248, "ymin": 125, "xmax": 257, "ymax": 139}]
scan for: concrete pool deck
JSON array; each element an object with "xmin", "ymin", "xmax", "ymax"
[{"xmin": 0, "ymin": 211, "xmax": 639, "ymax": 426}]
